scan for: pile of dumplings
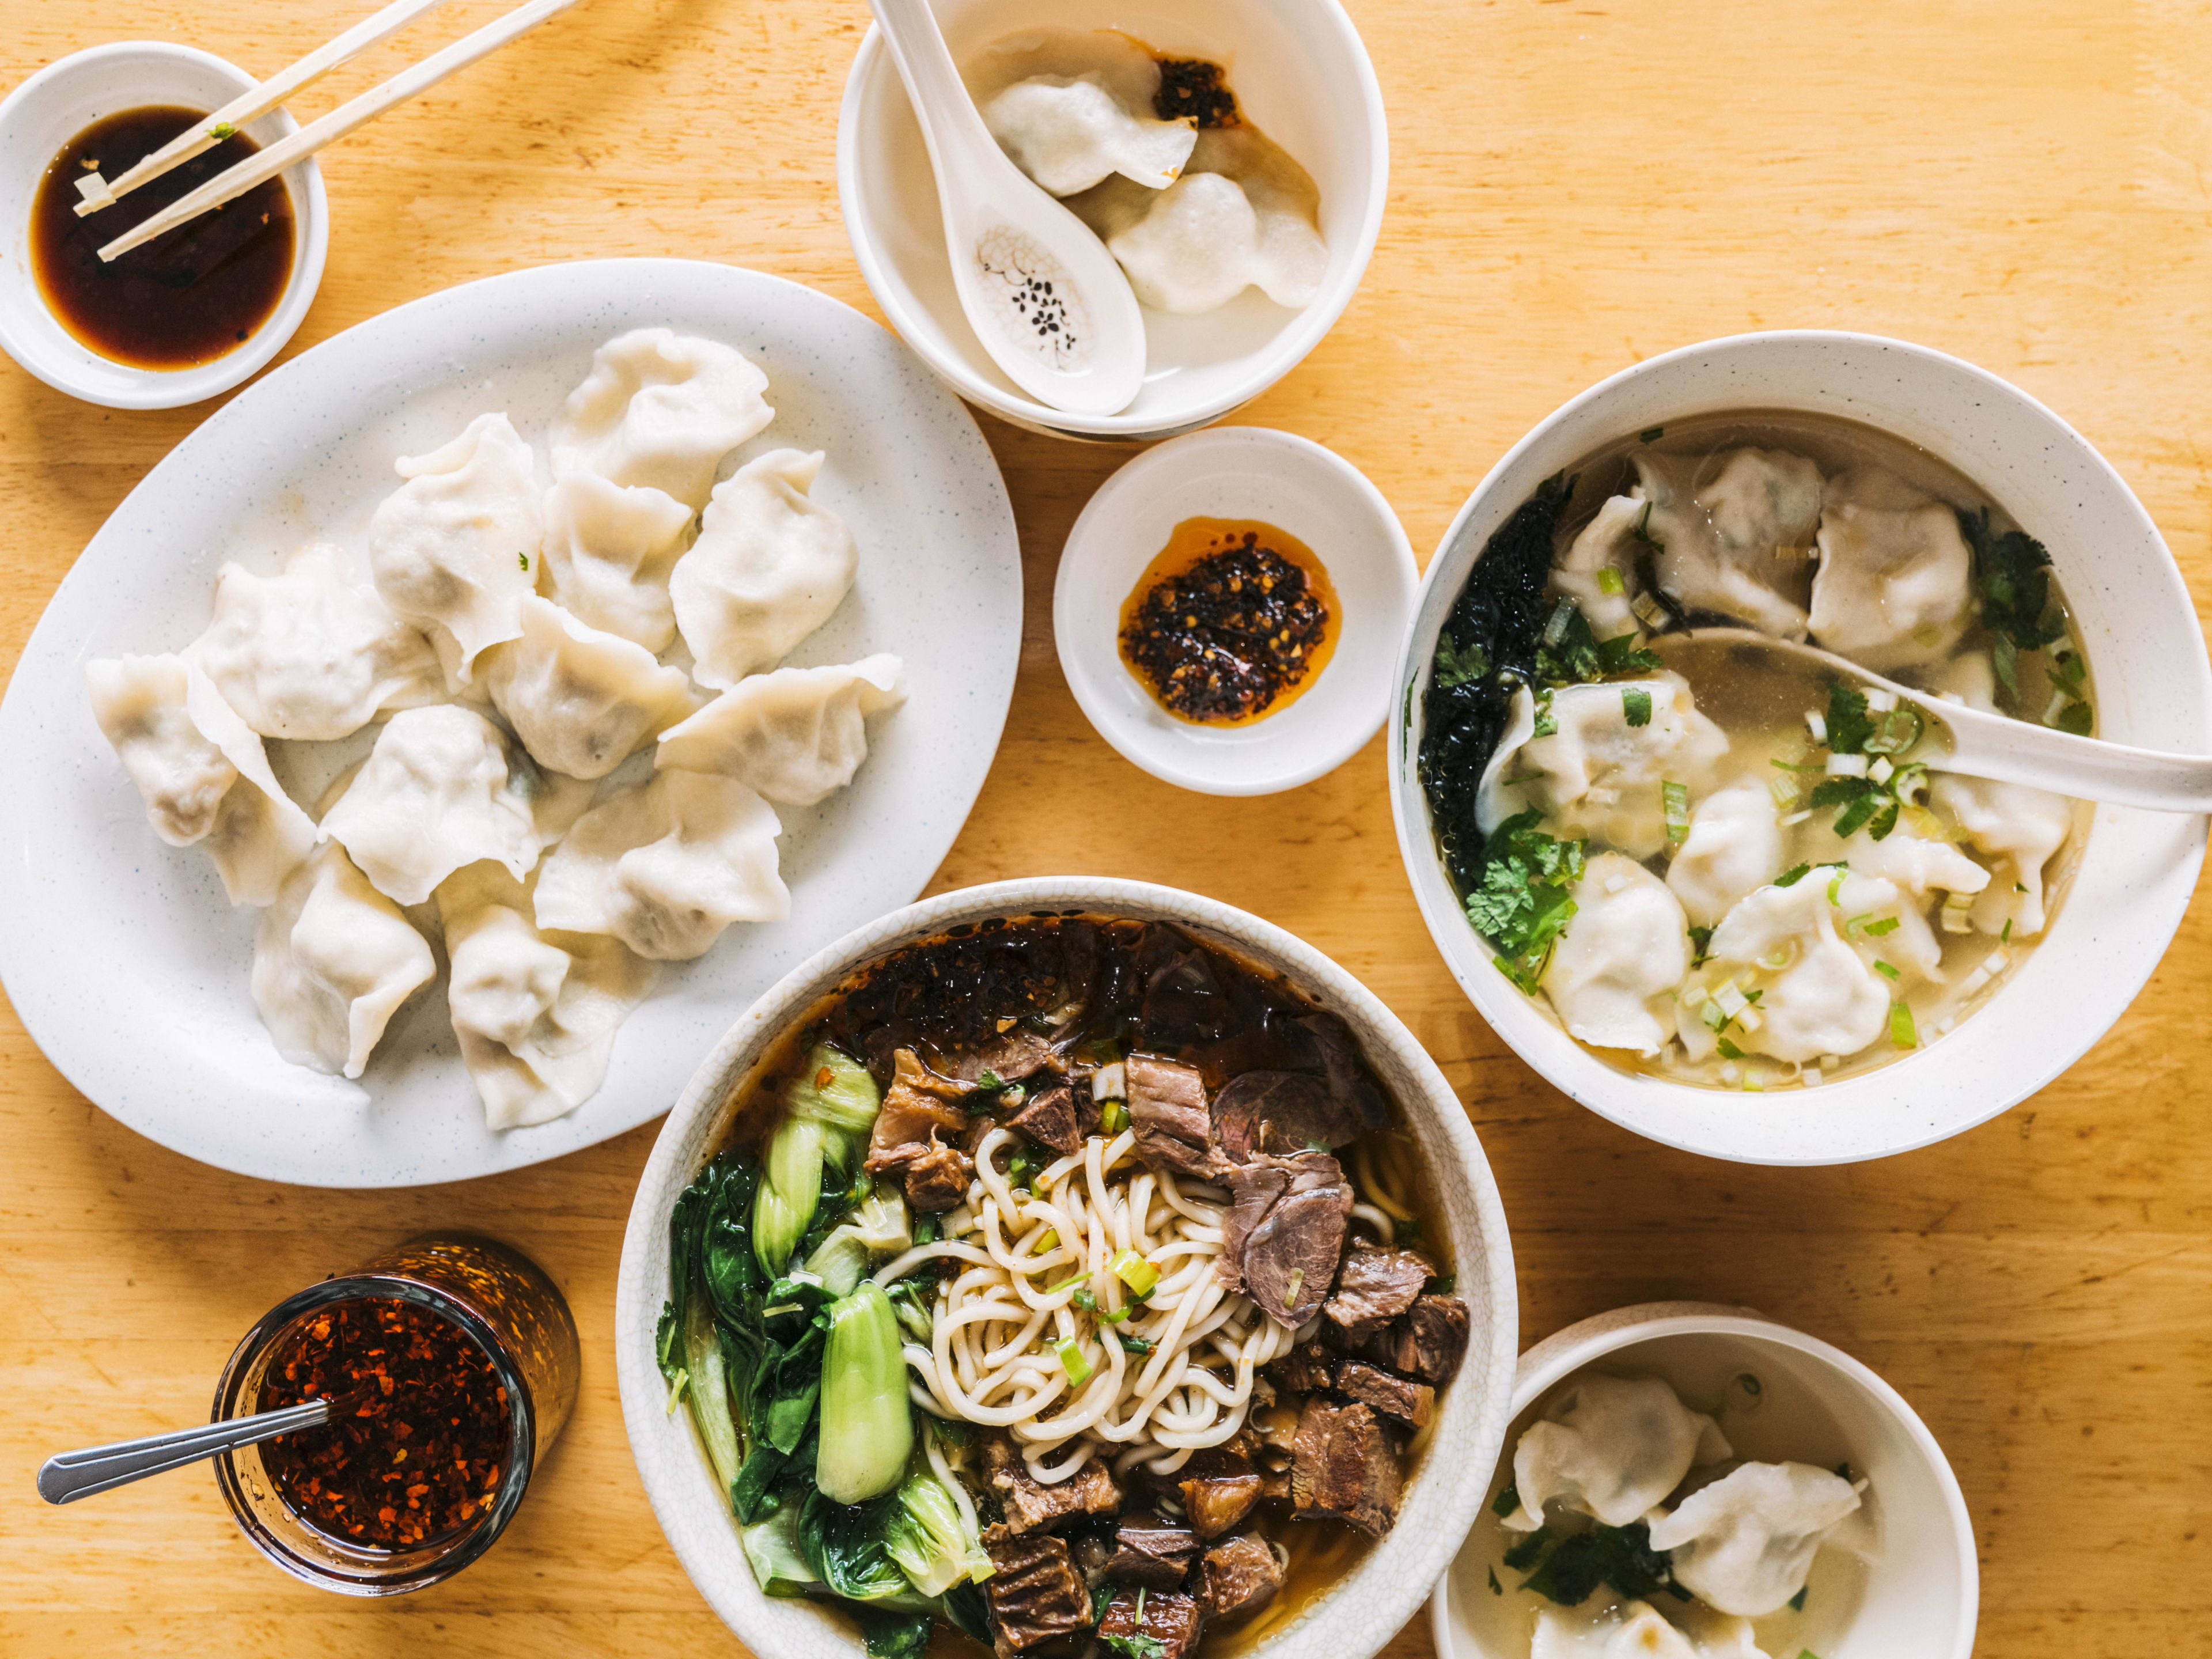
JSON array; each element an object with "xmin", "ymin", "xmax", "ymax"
[{"xmin": 85, "ymin": 329, "xmax": 906, "ymax": 1131}]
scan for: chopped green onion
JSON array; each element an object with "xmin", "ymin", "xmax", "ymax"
[
  {"xmin": 1099, "ymin": 1099, "xmax": 1130, "ymax": 1135},
  {"xmin": 1827, "ymin": 870, "xmax": 1846, "ymax": 906},
  {"xmin": 1044, "ymin": 1271, "xmax": 1090, "ymax": 1295},
  {"xmin": 1542, "ymin": 598, "xmax": 1575, "ymax": 648},
  {"xmin": 1597, "ymin": 566, "xmax": 1626, "ymax": 596},
  {"xmin": 1790, "ymin": 1588, "xmax": 1809, "ymax": 1613},
  {"xmin": 1054, "ymin": 1338, "xmax": 1093, "ymax": 1386},
  {"xmin": 1622, "ymin": 687, "xmax": 1653, "ymax": 728},
  {"xmin": 1663, "ymin": 781, "xmax": 1690, "ymax": 844},
  {"xmin": 1283, "ymin": 1267, "xmax": 1305, "ymax": 1305},
  {"xmin": 1101, "ymin": 1304, "xmax": 1132, "ymax": 1324},
  {"xmin": 1118, "ymin": 1334, "xmax": 1155, "ymax": 1355},
  {"xmin": 1775, "ymin": 863, "xmax": 1813, "ymax": 887},
  {"xmin": 2001, "ymin": 918, "xmax": 2013, "ymax": 944},
  {"xmin": 1889, "ymin": 1002, "xmax": 1918, "ymax": 1048},
  {"xmin": 1873, "ymin": 960, "xmax": 1900, "ymax": 980},
  {"xmin": 1071, "ymin": 1288, "xmax": 1097, "ymax": 1312},
  {"xmin": 1863, "ymin": 705, "xmax": 1926, "ymax": 756},
  {"xmin": 1111, "ymin": 1249, "xmax": 1159, "ymax": 1298}
]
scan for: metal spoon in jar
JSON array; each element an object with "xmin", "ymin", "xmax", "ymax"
[
  {"xmin": 867, "ymin": 0, "xmax": 1147, "ymax": 416},
  {"xmin": 1654, "ymin": 627, "xmax": 2212, "ymax": 813},
  {"xmin": 36, "ymin": 1397, "xmax": 331, "ymax": 1505}
]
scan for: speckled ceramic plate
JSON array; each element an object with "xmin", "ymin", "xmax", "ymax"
[{"xmin": 0, "ymin": 259, "xmax": 1021, "ymax": 1188}]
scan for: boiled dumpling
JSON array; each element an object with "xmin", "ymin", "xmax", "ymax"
[
  {"xmin": 1478, "ymin": 678, "xmax": 1728, "ymax": 859},
  {"xmin": 1685, "ymin": 873, "xmax": 1895, "ymax": 1063},
  {"xmin": 533, "ymin": 770, "xmax": 789, "ymax": 961},
  {"xmin": 1505, "ymin": 1372, "xmax": 1732, "ymax": 1531},
  {"xmin": 1634, "ymin": 448, "xmax": 1822, "ymax": 639},
  {"xmin": 1103, "ymin": 169, "xmax": 1327, "ymax": 313},
  {"xmin": 1542, "ymin": 854, "xmax": 1690, "ymax": 1056},
  {"xmin": 1666, "ymin": 779, "xmax": 1785, "ymax": 927},
  {"xmin": 537, "ymin": 474, "xmax": 695, "ymax": 654},
  {"xmin": 1552, "ymin": 495, "xmax": 1647, "ymax": 639},
  {"xmin": 1798, "ymin": 816, "xmax": 1990, "ymax": 902},
  {"xmin": 669, "ymin": 449, "xmax": 859, "ymax": 690},
  {"xmin": 85, "ymin": 653, "xmax": 319, "ymax": 904},
  {"xmin": 549, "ymin": 328, "xmax": 772, "ymax": 510},
  {"xmin": 188, "ymin": 541, "xmax": 442, "ymax": 741},
  {"xmin": 436, "ymin": 862, "xmax": 660, "ymax": 1130},
  {"xmin": 656, "ymin": 654, "xmax": 906, "ymax": 806},
  {"xmin": 368, "ymin": 412, "xmax": 542, "ymax": 687},
  {"xmin": 482, "ymin": 596, "xmax": 699, "ymax": 781},
  {"xmin": 983, "ymin": 74, "xmax": 1196, "ymax": 195},
  {"xmin": 1806, "ymin": 467, "xmax": 1974, "ymax": 671},
  {"xmin": 1926, "ymin": 655, "xmax": 2073, "ymax": 937},
  {"xmin": 1646, "ymin": 1461, "xmax": 1863, "ymax": 1617},
  {"xmin": 320, "ymin": 706, "xmax": 569, "ymax": 906},
  {"xmin": 251, "ymin": 842, "xmax": 435, "ymax": 1078},
  {"xmin": 1531, "ymin": 1602, "xmax": 1766, "ymax": 1659}
]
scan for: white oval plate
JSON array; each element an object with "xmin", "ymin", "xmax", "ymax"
[{"xmin": 0, "ymin": 259, "xmax": 1022, "ymax": 1188}]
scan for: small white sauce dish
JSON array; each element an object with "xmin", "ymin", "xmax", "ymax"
[
  {"xmin": 837, "ymin": 0, "xmax": 1388, "ymax": 442},
  {"xmin": 1433, "ymin": 1302, "xmax": 1977, "ymax": 1659},
  {"xmin": 0, "ymin": 41, "xmax": 328, "ymax": 410},
  {"xmin": 1388, "ymin": 331, "xmax": 2212, "ymax": 1165},
  {"xmin": 1056, "ymin": 425, "xmax": 1415, "ymax": 796}
]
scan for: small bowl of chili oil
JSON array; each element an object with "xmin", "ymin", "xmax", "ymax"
[
  {"xmin": 1054, "ymin": 425, "xmax": 1416, "ymax": 795},
  {"xmin": 211, "ymin": 1234, "xmax": 580, "ymax": 1595},
  {"xmin": 0, "ymin": 41, "xmax": 329, "ymax": 410}
]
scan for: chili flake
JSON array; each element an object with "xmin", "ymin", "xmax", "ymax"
[
  {"xmin": 1153, "ymin": 57, "xmax": 1240, "ymax": 128},
  {"xmin": 1119, "ymin": 519, "xmax": 1336, "ymax": 725},
  {"xmin": 257, "ymin": 1296, "xmax": 511, "ymax": 1551}
]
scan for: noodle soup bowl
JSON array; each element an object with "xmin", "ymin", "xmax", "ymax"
[
  {"xmin": 1388, "ymin": 330, "xmax": 2212, "ymax": 1165},
  {"xmin": 616, "ymin": 877, "xmax": 1518, "ymax": 1659}
]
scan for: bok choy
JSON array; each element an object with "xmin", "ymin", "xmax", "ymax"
[
  {"xmin": 756, "ymin": 1044, "xmax": 882, "ymax": 1277},
  {"xmin": 817, "ymin": 1281, "xmax": 914, "ymax": 1503}
]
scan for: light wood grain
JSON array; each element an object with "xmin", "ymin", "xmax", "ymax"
[{"xmin": 3, "ymin": 1, "xmax": 2209, "ymax": 1654}]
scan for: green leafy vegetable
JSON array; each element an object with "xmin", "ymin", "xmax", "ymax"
[
  {"xmin": 1774, "ymin": 863, "xmax": 1813, "ymax": 888},
  {"xmin": 1687, "ymin": 925, "xmax": 1714, "ymax": 967},
  {"xmin": 1464, "ymin": 809, "xmax": 1586, "ymax": 993},
  {"xmin": 1824, "ymin": 683, "xmax": 1877, "ymax": 756},
  {"xmin": 1960, "ymin": 506, "xmax": 2066, "ymax": 664},
  {"xmin": 1433, "ymin": 634, "xmax": 1491, "ymax": 690},
  {"xmin": 756, "ymin": 1046, "xmax": 883, "ymax": 1277},
  {"xmin": 1889, "ymin": 1001, "xmax": 1919, "ymax": 1049},
  {"xmin": 1622, "ymin": 686, "xmax": 1653, "ymax": 728},
  {"xmin": 1501, "ymin": 1526, "xmax": 1551, "ymax": 1572},
  {"xmin": 885, "ymin": 1460, "xmax": 992, "ymax": 1596},
  {"xmin": 1715, "ymin": 1036, "xmax": 1746, "ymax": 1060},
  {"xmin": 1535, "ymin": 599, "xmax": 1663, "ymax": 685},
  {"xmin": 806, "ymin": 1180, "xmax": 912, "ymax": 1298},
  {"xmin": 1516, "ymin": 1520, "xmax": 1676, "ymax": 1607},
  {"xmin": 817, "ymin": 1282, "xmax": 915, "ymax": 1504}
]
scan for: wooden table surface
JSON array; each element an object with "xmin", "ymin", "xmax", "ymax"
[{"xmin": 4, "ymin": 2, "xmax": 2209, "ymax": 1654}]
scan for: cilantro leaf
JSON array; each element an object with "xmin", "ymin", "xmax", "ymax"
[
  {"xmin": 1432, "ymin": 632, "xmax": 1490, "ymax": 690},
  {"xmin": 1774, "ymin": 863, "xmax": 1813, "ymax": 887},
  {"xmin": 1622, "ymin": 686, "xmax": 1653, "ymax": 727},
  {"xmin": 1824, "ymin": 682, "xmax": 1875, "ymax": 755},
  {"xmin": 1464, "ymin": 810, "xmax": 1585, "ymax": 993},
  {"xmin": 1960, "ymin": 506, "xmax": 2065, "ymax": 657},
  {"xmin": 1535, "ymin": 599, "xmax": 1661, "ymax": 684}
]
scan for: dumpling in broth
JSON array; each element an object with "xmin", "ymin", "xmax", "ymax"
[
  {"xmin": 1646, "ymin": 1460, "xmax": 1865, "ymax": 1617},
  {"xmin": 656, "ymin": 654, "xmax": 906, "ymax": 806},
  {"xmin": 482, "ymin": 596, "xmax": 699, "ymax": 781},
  {"xmin": 85, "ymin": 653, "xmax": 320, "ymax": 904},
  {"xmin": 188, "ymin": 541, "xmax": 442, "ymax": 741},
  {"xmin": 983, "ymin": 74, "xmax": 1196, "ymax": 195},
  {"xmin": 1552, "ymin": 495, "xmax": 1649, "ymax": 640},
  {"xmin": 533, "ymin": 770, "xmax": 789, "ymax": 961},
  {"xmin": 1634, "ymin": 447, "xmax": 1823, "ymax": 639},
  {"xmin": 369, "ymin": 412, "xmax": 543, "ymax": 687},
  {"xmin": 1927, "ymin": 654, "xmax": 2073, "ymax": 937},
  {"xmin": 1806, "ymin": 467, "xmax": 1975, "ymax": 671},
  {"xmin": 1505, "ymin": 1372, "xmax": 1732, "ymax": 1532},
  {"xmin": 669, "ymin": 449, "xmax": 860, "ymax": 690},
  {"xmin": 1531, "ymin": 1601, "xmax": 1763, "ymax": 1659},
  {"xmin": 252, "ymin": 841, "xmax": 435, "ymax": 1079},
  {"xmin": 437, "ymin": 862, "xmax": 659, "ymax": 1130},
  {"xmin": 538, "ymin": 474, "xmax": 695, "ymax": 654},
  {"xmin": 1665, "ymin": 779, "xmax": 1785, "ymax": 929},
  {"xmin": 1542, "ymin": 854, "xmax": 1690, "ymax": 1056},
  {"xmin": 549, "ymin": 328, "xmax": 772, "ymax": 510},
  {"xmin": 1683, "ymin": 873, "xmax": 1896, "ymax": 1063}
]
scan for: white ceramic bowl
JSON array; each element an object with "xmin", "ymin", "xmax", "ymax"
[
  {"xmin": 616, "ymin": 877, "xmax": 1519, "ymax": 1659},
  {"xmin": 0, "ymin": 41, "xmax": 328, "ymax": 409},
  {"xmin": 1055, "ymin": 426, "xmax": 1416, "ymax": 794},
  {"xmin": 1433, "ymin": 1302, "xmax": 1978, "ymax": 1659},
  {"xmin": 1388, "ymin": 330, "xmax": 2212, "ymax": 1165},
  {"xmin": 836, "ymin": 0, "xmax": 1388, "ymax": 442}
]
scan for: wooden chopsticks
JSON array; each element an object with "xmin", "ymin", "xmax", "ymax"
[{"xmin": 91, "ymin": 0, "xmax": 589, "ymax": 264}]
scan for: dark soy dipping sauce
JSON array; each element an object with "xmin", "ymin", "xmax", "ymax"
[{"xmin": 32, "ymin": 105, "xmax": 296, "ymax": 369}]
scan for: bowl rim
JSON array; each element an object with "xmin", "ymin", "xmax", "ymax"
[
  {"xmin": 1430, "ymin": 1301, "xmax": 1980, "ymax": 1659},
  {"xmin": 834, "ymin": 1, "xmax": 1390, "ymax": 439},
  {"xmin": 615, "ymin": 875, "xmax": 1520, "ymax": 1659},
  {"xmin": 1052, "ymin": 424, "xmax": 1418, "ymax": 795},
  {"xmin": 0, "ymin": 39, "xmax": 329, "ymax": 411},
  {"xmin": 1384, "ymin": 327, "xmax": 2212, "ymax": 1165}
]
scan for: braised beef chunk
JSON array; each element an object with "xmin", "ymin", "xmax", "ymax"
[
  {"xmin": 1291, "ymin": 1012, "xmax": 1390, "ymax": 1134},
  {"xmin": 1173, "ymin": 1427, "xmax": 1258, "ymax": 1484},
  {"xmin": 986, "ymin": 1435, "xmax": 1122, "ymax": 1534},
  {"xmin": 903, "ymin": 1141, "xmax": 974, "ymax": 1212},
  {"xmin": 1202, "ymin": 1532, "xmax": 1286, "ymax": 1622},
  {"xmin": 865, "ymin": 1048, "xmax": 971, "ymax": 1173},
  {"xmin": 1371, "ymin": 1293, "xmax": 1471, "ymax": 1386},
  {"xmin": 1266, "ymin": 1342, "xmax": 1338, "ymax": 1395},
  {"xmin": 1106, "ymin": 1511, "xmax": 1198, "ymax": 1587},
  {"xmin": 1126, "ymin": 1054, "xmax": 1222, "ymax": 1177},
  {"xmin": 984, "ymin": 1531, "xmax": 1095, "ymax": 1652},
  {"xmin": 1323, "ymin": 1238, "xmax": 1433, "ymax": 1344},
  {"xmin": 1212, "ymin": 1070, "xmax": 1357, "ymax": 1162},
  {"xmin": 1291, "ymin": 1397, "xmax": 1402, "ymax": 1536},
  {"xmin": 1336, "ymin": 1359, "xmax": 1435, "ymax": 1430},
  {"xmin": 1219, "ymin": 1152, "xmax": 1352, "ymax": 1325},
  {"xmin": 1005, "ymin": 1083, "xmax": 1083, "ymax": 1158},
  {"xmin": 945, "ymin": 1025, "xmax": 1058, "ymax": 1086},
  {"xmin": 1180, "ymin": 1472, "xmax": 1263, "ymax": 1539},
  {"xmin": 1100, "ymin": 1586, "xmax": 1206, "ymax": 1659}
]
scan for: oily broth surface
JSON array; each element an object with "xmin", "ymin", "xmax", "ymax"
[{"xmin": 1542, "ymin": 411, "xmax": 2093, "ymax": 1089}]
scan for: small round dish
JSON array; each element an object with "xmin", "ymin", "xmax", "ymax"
[
  {"xmin": 1056, "ymin": 425, "xmax": 1415, "ymax": 795},
  {"xmin": 837, "ymin": 0, "xmax": 1388, "ymax": 442},
  {"xmin": 616, "ymin": 876, "xmax": 1520, "ymax": 1659},
  {"xmin": 1433, "ymin": 1302, "xmax": 1977, "ymax": 1659},
  {"xmin": 1388, "ymin": 331, "xmax": 2212, "ymax": 1165},
  {"xmin": 0, "ymin": 41, "xmax": 329, "ymax": 409}
]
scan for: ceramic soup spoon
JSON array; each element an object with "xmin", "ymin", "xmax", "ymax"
[
  {"xmin": 1659, "ymin": 627, "xmax": 2212, "ymax": 813},
  {"xmin": 868, "ymin": 0, "xmax": 1146, "ymax": 416}
]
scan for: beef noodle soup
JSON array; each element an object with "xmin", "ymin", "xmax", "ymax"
[
  {"xmin": 654, "ymin": 915, "xmax": 1471, "ymax": 1659},
  {"xmin": 1418, "ymin": 411, "xmax": 2093, "ymax": 1093}
]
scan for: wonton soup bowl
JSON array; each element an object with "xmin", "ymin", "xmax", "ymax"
[
  {"xmin": 1387, "ymin": 331, "xmax": 2212, "ymax": 1166},
  {"xmin": 836, "ymin": 0, "xmax": 1388, "ymax": 442},
  {"xmin": 615, "ymin": 877, "xmax": 1518, "ymax": 1659}
]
